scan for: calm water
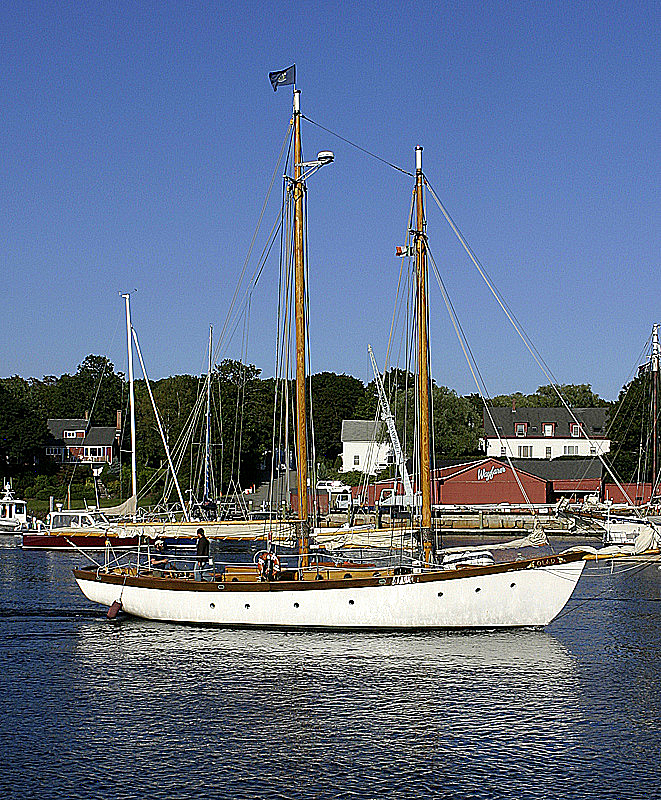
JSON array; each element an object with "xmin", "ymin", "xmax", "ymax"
[{"xmin": 1, "ymin": 537, "xmax": 660, "ymax": 800}]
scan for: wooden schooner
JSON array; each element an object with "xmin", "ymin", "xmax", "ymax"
[{"xmin": 73, "ymin": 80, "xmax": 588, "ymax": 628}]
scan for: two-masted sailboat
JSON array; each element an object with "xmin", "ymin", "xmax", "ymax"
[{"xmin": 74, "ymin": 80, "xmax": 588, "ymax": 628}]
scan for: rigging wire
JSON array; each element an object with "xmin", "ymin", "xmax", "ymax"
[
  {"xmin": 552, "ymin": 556, "xmax": 661, "ymax": 622},
  {"xmin": 301, "ymin": 114, "xmax": 413, "ymax": 177},
  {"xmin": 424, "ymin": 176, "xmax": 641, "ymax": 513},
  {"xmin": 212, "ymin": 119, "xmax": 293, "ymax": 361}
]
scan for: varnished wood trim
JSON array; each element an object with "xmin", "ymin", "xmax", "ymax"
[{"xmin": 73, "ymin": 550, "xmax": 587, "ymax": 594}]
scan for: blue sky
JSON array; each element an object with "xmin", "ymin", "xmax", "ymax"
[{"xmin": 2, "ymin": 0, "xmax": 658, "ymax": 400}]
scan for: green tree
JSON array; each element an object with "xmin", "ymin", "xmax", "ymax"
[
  {"xmin": 491, "ymin": 384, "xmax": 607, "ymax": 409},
  {"xmin": 0, "ymin": 380, "xmax": 50, "ymax": 481},
  {"xmin": 38, "ymin": 355, "xmax": 124, "ymax": 425},
  {"xmin": 310, "ymin": 372, "xmax": 366, "ymax": 462},
  {"xmin": 606, "ymin": 373, "xmax": 654, "ymax": 483}
]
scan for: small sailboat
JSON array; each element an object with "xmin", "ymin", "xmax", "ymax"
[{"xmin": 74, "ymin": 80, "xmax": 588, "ymax": 628}]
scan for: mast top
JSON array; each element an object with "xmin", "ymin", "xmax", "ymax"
[
  {"xmin": 293, "ymin": 89, "xmax": 300, "ymax": 113},
  {"xmin": 416, "ymin": 145, "xmax": 423, "ymax": 172}
]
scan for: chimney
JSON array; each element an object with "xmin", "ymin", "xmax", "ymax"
[
  {"xmin": 116, "ymin": 410, "xmax": 122, "ymax": 442},
  {"xmin": 84, "ymin": 409, "xmax": 89, "ymax": 421},
  {"xmin": 512, "ymin": 398, "xmax": 516, "ymax": 413}
]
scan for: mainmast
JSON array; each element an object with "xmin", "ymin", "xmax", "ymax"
[
  {"xmin": 292, "ymin": 89, "xmax": 310, "ymax": 564},
  {"xmin": 414, "ymin": 146, "xmax": 433, "ymax": 563}
]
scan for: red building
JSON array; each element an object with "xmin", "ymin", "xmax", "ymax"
[
  {"xmin": 46, "ymin": 417, "xmax": 120, "ymax": 467},
  {"xmin": 603, "ymin": 482, "xmax": 652, "ymax": 505},
  {"xmin": 434, "ymin": 458, "xmax": 549, "ymax": 504}
]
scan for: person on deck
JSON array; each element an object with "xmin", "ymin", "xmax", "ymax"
[
  {"xmin": 150, "ymin": 540, "xmax": 169, "ymax": 575},
  {"xmin": 194, "ymin": 528, "xmax": 210, "ymax": 581}
]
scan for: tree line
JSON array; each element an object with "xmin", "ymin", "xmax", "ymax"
[{"xmin": 0, "ymin": 353, "xmax": 648, "ymax": 504}]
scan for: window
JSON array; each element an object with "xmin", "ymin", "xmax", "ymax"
[
  {"xmin": 564, "ymin": 445, "xmax": 579, "ymax": 455},
  {"xmin": 515, "ymin": 422, "xmax": 527, "ymax": 437},
  {"xmin": 570, "ymin": 423, "xmax": 581, "ymax": 437},
  {"xmin": 353, "ymin": 455, "xmax": 360, "ymax": 466},
  {"xmin": 500, "ymin": 446, "xmax": 506, "ymax": 456},
  {"xmin": 518, "ymin": 445, "xmax": 533, "ymax": 458},
  {"xmin": 590, "ymin": 447, "xmax": 596, "ymax": 456},
  {"xmin": 546, "ymin": 447, "xmax": 552, "ymax": 459},
  {"xmin": 64, "ymin": 431, "xmax": 77, "ymax": 439},
  {"xmin": 543, "ymin": 423, "xmax": 555, "ymax": 437}
]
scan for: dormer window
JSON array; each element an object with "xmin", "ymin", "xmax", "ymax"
[
  {"xmin": 64, "ymin": 431, "xmax": 78, "ymax": 439},
  {"xmin": 571, "ymin": 423, "xmax": 581, "ymax": 437},
  {"xmin": 542, "ymin": 423, "xmax": 555, "ymax": 437},
  {"xmin": 514, "ymin": 422, "xmax": 527, "ymax": 437}
]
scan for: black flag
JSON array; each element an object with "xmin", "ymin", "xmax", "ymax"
[{"xmin": 269, "ymin": 65, "xmax": 296, "ymax": 91}]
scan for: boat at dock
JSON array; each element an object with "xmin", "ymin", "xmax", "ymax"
[
  {"xmin": 0, "ymin": 483, "xmax": 28, "ymax": 533},
  {"xmin": 22, "ymin": 509, "xmax": 141, "ymax": 550}
]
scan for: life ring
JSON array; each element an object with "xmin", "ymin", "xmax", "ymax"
[{"xmin": 256, "ymin": 550, "xmax": 281, "ymax": 580}]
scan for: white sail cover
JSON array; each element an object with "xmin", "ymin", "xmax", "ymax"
[{"xmin": 101, "ymin": 494, "xmax": 137, "ymax": 518}]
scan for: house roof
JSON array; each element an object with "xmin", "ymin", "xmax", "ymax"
[
  {"xmin": 48, "ymin": 419, "xmax": 89, "ymax": 440},
  {"xmin": 505, "ymin": 457, "xmax": 603, "ymax": 481},
  {"xmin": 483, "ymin": 407, "xmax": 608, "ymax": 438},
  {"xmin": 341, "ymin": 419, "xmax": 386, "ymax": 443},
  {"xmin": 82, "ymin": 427, "xmax": 117, "ymax": 446},
  {"xmin": 47, "ymin": 419, "xmax": 117, "ymax": 447}
]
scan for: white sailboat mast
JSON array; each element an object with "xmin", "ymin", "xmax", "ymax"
[
  {"xmin": 131, "ymin": 328, "xmax": 191, "ymax": 521},
  {"xmin": 122, "ymin": 292, "xmax": 138, "ymax": 507},
  {"xmin": 652, "ymin": 323, "xmax": 659, "ymax": 489},
  {"xmin": 204, "ymin": 324, "xmax": 213, "ymax": 501}
]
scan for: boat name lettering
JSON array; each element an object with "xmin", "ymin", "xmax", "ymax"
[
  {"xmin": 392, "ymin": 574, "xmax": 414, "ymax": 585},
  {"xmin": 529, "ymin": 557, "xmax": 559, "ymax": 568},
  {"xmin": 477, "ymin": 466, "xmax": 506, "ymax": 482}
]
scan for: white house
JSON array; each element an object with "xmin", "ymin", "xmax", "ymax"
[
  {"xmin": 340, "ymin": 420, "xmax": 395, "ymax": 475},
  {"xmin": 482, "ymin": 407, "xmax": 610, "ymax": 460}
]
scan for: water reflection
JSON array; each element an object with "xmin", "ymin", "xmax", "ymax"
[{"xmin": 2, "ymin": 545, "xmax": 661, "ymax": 800}]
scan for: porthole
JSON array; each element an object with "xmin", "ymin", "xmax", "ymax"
[
  {"xmin": 349, "ymin": 599, "xmax": 355, "ymax": 605},
  {"xmin": 231, "ymin": 577, "xmax": 238, "ymax": 582},
  {"xmin": 210, "ymin": 603, "xmax": 215, "ymax": 609},
  {"xmin": 437, "ymin": 591, "xmax": 443, "ymax": 597},
  {"xmin": 294, "ymin": 602, "xmax": 299, "ymax": 609},
  {"xmin": 344, "ymin": 573, "xmax": 353, "ymax": 579},
  {"xmin": 475, "ymin": 587, "xmax": 481, "ymax": 593},
  {"xmin": 510, "ymin": 582, "xmax": 516, "ymax": 588},
  {"xmin": 217, "ymin": 584, "xmax": 225, "ymax": 590},
  {"xmin": 245, "ymin": 603, "xmax": 250, "ymax": 609}
]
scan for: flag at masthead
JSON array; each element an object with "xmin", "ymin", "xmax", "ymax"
[{"xmin": 269, "ymin": 65, "xmax": 296, "ymax": 91}]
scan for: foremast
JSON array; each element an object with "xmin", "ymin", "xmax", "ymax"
[{"xmin": 414, "ymin": 146, "xmax": 433, "ymax": 563}]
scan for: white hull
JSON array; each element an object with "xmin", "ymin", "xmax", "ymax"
[{"xmin": 75, "ymin": 555, "xmax": 586, "ymax": 629}]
